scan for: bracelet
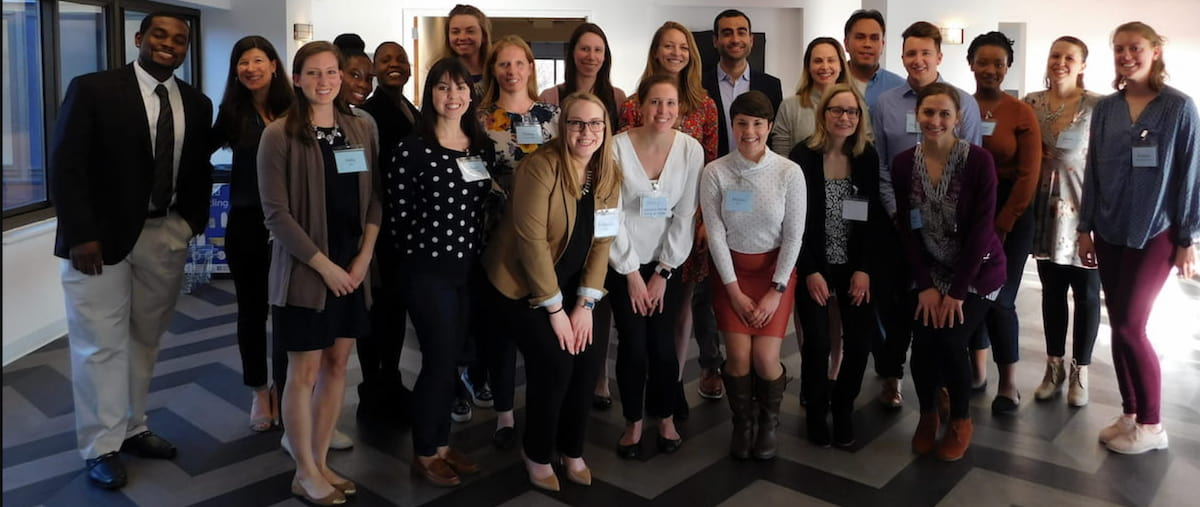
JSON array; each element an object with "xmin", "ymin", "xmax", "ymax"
[{"xmin": 547, "ymin": 307, "xmax": 564, "ymax": 315}]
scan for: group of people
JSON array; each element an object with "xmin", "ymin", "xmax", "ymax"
[{"xmin": 49, "ymin": 4, "xmax": 1198, "ymax": 505}]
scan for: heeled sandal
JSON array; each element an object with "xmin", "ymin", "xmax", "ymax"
[{"xmin": 249, "ymin": 387, "xmax": 273, "ymax": 432}]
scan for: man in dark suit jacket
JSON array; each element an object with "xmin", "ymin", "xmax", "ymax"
[
  {"xmin": 50, "ymin": 12, "xmax": 213, "ymax": 490},
  {"xmin": 356, "ymin": 40, "xmax": 421, "ymax": 422},
  {"xmin": 693, "ymin": 9, "xmax": 785, "ymax": 401},
  {"xmin": 702, "ymin": 9, "xmax": 784, "ymax": 158}
]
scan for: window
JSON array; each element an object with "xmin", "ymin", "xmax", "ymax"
[{"xmin": 2, "ymin": 0, "xmax": 201, "ymax": 229}]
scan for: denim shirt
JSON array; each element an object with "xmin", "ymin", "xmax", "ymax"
[{"xmin": 1078, "ymin": 86, "xmax": 1200, "ymax": 248}]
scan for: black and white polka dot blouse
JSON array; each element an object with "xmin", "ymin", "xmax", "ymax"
[{"xmin": 382, "ymin": 134, "xmax": 495, "ymax": 275}]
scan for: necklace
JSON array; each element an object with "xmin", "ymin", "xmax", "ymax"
[{"xmin": 1044, "ymin": 90, "xmax": 1079, "ymax": 123}]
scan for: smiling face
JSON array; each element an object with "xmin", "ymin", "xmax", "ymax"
[
  {"xmin": 431, "ymin": 74, "xmax": 472, "ymax": 123},
  {"xmin": 970, "ymin": 45, "xmax": 1008, "ymax": 92},
  {"xmin": 449, "ymin": 14, "xmax": 484, "ymax": 59},
  {"xmin": 1046, "ymin": 40, "xmax": 1086, "ymax": 88},
  {"xmin": 342, "ymin": 54, "xmax": 373, "ymax": 106},
  {"xmin": 808, "ymin": 42, "xmax": 842, "ymax": 90},
  {"xmin": 236, "ymin": 48, "xmax": 276, "ymax": 94},
  {"xmin": 824, "ymin": 91, "xmax": 861, "ymax": 141},
  {"xmin": 135, "ymin": 16, "xmax": 190, "ymax": 73},
  {"xmin": 902, "ymin": 36, "xmax": 942, "ymax": 88},
  {"xmin": 565, "ymin": 100, "xmax": 606, "ymax": 162},
  {"xmin": 845, "ymin": 18, "xmax": 884, "ymax": 70},
  {"xmin": 655, "ymin": 28, "xmax": 691, "ymax": 76},
  {"xmin": 714, "ymin": 15, "xmax": 752, "ymax": 62},
  {"xmin": 640, "ymin": 82, "xmax": 679, "ymax": 133},
  {"xmin": 573, "ymin": 32, "xmax": 606, "ymax": 80},
  {"xmin": 917, "ymin": 93, "xmax": 959, "ymax": 144},
  {"xmin": 733, "ymin": 113, "xmax": 771, "ymax": 159},
  {"xmin": 295, "ymin": 50, "xmax": 341, "ymax": 106},
  {"xmin": 493, "ymin": 44, "xmax": 531, "ymax": 95},
  {"xmin": 374, "ymin": 43, "xmax": 412, "ymax": 90},
  {"xmin": 1112, "ymin": 31, "xmax": 1160, "ymax": 85}
]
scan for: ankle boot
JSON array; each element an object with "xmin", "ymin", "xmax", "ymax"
[
  {"xmin": 722, "ymin": 369, "xmax": 756, "ymax": 460},
  {"xmin": 912, "ymin": 411, "xmax": 939, "ymax": 455},
  {"xmin": 1067, "ymin": 359, "xmax": 1089, "ymax": 407},
  {"xmin": 753, "ymin": 366, "xmax": 789, "ymax": 460},
  {"xmin": 805, "ymin": 378, "xmax": 831, "ymax": 448},
  {"xmin": 936, "ymin": 418, "xmax": 974, "ymax": 461},
  {"xmin": 1034, "ymin": 357, "xmax": 1066, "ymax": 400}
]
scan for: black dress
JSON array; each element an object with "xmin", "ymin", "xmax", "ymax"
[{"xmin": 272, "ymin": 125, "xmax": 370, "ymax": 351}]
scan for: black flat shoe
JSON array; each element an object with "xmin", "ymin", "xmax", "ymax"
[
  {"xmin": 616, "ymin": 437, "xmax": 641, "ymax": 459},
  {"xmin": 120, "ymin": 431, "xmax": 177, "ymax": 459},
  {"xmin": 592, "ymin": 394, "xmax": 613, "ymax": 411},
  {"xmin": 492, "ymin": 426, "xmax": 517, "ymax": 450},
  {"xmin": 85, "ymin": 452, "xmax": 127, "ymax": 489},
  {"xmin": 657, "ymin": 435, "xmax": 682, "ymax": 454},
  {"xmin": 991, "ymin": 393, "xmax": 1021, "ymax": 414}
]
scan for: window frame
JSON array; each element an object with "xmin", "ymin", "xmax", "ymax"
[{"xmin": 2, "ymin": 0, "xmax": 201, "ymax": 230}]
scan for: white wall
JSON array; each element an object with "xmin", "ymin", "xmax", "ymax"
[{"xmin": 3, "ymin": 221, "xmax": 65, "ymax": 365}]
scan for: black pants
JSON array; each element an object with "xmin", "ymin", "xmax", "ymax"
[
  {"xmin": 969, "ymin": 187, "xmax": 1033, "ymax": 365},
  {"xmin": 795, "ymin": 264, "xmax": 879, "ymax": 413},
  {"xmin": 611, "ymin": 265, "xmax": 683, "ymax": 422},
  {"xmin": 1036, "ymin": 260, "xmax": 1101, "ymax": 364},
  {"xmin": 910, "ymin": 292, "xmax": 992, "ymax": 419},
  {"xmin": 692, "ymin": 280, "xmax": 723, "ymax": 370},
  {"xmin": 225, "ymin": 206, "xmax": 285, "ymax": 389},
  {"xmin": 873, "ymin": 223, "xmax": 913, "ymax": 379},
  {"xmin": 471, "ymin": 266, "xmax": 518, "ymax": 411},
  {"xmin": 357, "ymin": 253, "xmax": 408, "ymax": 393},
  {"xmin": 406, "ymin": 269, "xmax": 472, "ymax": 456},
  {"xmin": 498, "ymin": 284, "xmax": 603, "ymax": 464}
]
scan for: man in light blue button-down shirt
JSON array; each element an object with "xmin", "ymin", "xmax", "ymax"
[{"xmin": 842, "ymin": 9, "xmax": 906, "ymax": 109}]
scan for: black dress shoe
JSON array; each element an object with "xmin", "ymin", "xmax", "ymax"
[
  {"xmin": 657, "ymin": 435, "xmax": 682, "ymax": 454},
  {"xmin": 616, "ymin": 437, "xmax": 641, "ymax": 459},
  {"xmin": 492, "ymin": 426, "xmax": 517, "ymax": 450},
  {"xmin": 592, "ymin": 394, "xmax": 613, "ymax": 411},
  {"xmin": 120, "ymin": 431, "xmax": 177, "ymax": 459},
  {"xmin": 85, "ymin": 452, "xmax": 127, "ymax": 489}
]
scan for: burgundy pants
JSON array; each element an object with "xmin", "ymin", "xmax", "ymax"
[{"xmin": 1093, "ymin": 231, "xmax": 1177, "ymax": 425}]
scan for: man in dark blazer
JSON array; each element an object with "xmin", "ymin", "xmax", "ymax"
[
  {"xmin": 50, "ymin": 12, "xmax": 213, "ymax": 490},
  {"xmin": 356, "ymin": 40, "xmax": 421, "ymax": 422},
  {"xmin": 702, "ymin": 9, "xmax": 784, "ymax": 158},
  {"xmin": 694, "ymin": 9, "xmax": 785, "ymax": 401}
]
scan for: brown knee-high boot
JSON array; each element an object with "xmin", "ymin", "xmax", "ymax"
[
  {"xmin": 753, "ymin": 365, "xmax": 789, "ymax": 460},
  {"xmin": 722, "ymin": 368, "xmax": 756, "ymax": 460}
]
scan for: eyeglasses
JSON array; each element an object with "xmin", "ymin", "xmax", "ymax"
[
  {"xmin": 825, "ymin": 106, "xmax": 861, "ymax": 118},
  {"xmin": 565, "ymin": 119, "xmax": 606, "ymax": 132}
]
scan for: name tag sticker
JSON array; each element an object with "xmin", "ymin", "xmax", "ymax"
[
  {"xmin": 640, "ymin": 194, "xmax": 670, "ymax": 218},
  {"xmin": 843, "ymin": 197, "xmax": 869, "ymax": 221},
  {"xmin": 905, "ymin": 112, "xmax": 919, "ymax": 134},
  {"xmin": 1056, "ymin": 128, "xmax": 1085, "ymax": 150},
  {"xmin": 333, "ymin": 147, "xmax": 368, "ymax": 174},
  {"xmin": 725, "ymin": 190, "xmax": 754, "ymax": 212},
  {"xmin": 909, "ymin": 208, "xmax": 923, "ymax": 230},
  {"xmin": 1132, "ymin": 146, "xmax": 1158, "ymax": 168},
  {"xmin": 981, "ymin": 121, "xmax": 997, "ymax": 136},
  {"xmin": 595, "ymin": 208, "xmax": 620, "ymax": 238},
  {"xmin": 515, "ymin": 123, "xmax": 544, "ymax": 145},
  {"xmin": 455, "ymin": 156, "xmax": 491, "ymax": 182}
]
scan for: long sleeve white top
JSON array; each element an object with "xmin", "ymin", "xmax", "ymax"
[
  {"xmin": 701, "ymin": 148, "xmax": 807, "ymax": 286},
  {"xmin": 609, "ymin": 131, "xmax": 705, "ymax": 274}
]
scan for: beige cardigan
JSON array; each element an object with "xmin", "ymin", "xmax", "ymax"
[{"xmin": 257, "ymin": 108, "xmax": 381, "ymax": 310}]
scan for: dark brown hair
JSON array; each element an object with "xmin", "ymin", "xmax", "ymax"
[{"xmin": 284, "ymin": 41, "xmax": 353, "ymax": 145}]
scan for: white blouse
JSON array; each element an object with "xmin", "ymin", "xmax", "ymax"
[{"xmin": 609, "ymin": 131, "xmax": 705, "ymax": 274}]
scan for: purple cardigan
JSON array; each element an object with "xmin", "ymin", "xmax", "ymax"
[{"xmin": 891, "ymin": 143, "xmax": 1007, "ymax": 299}]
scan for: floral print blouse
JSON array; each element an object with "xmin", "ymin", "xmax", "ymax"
[{"xmin": 479, "ymin": 102, "xmax": 560, "ymax": 196}]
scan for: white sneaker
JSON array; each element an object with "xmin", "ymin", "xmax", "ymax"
[
  {"xmin": 1106, "ymin": 425, "xmax": 1168, "ymax": 455},
  {"xmin": 1034, "ymin": 357, "xmax": 1066, "ymax": 400},
  {"xmin": 1067, "ymin": 360, "xmax": 1088, "ymax": 407},
  {"xmin": 451, "ymin": 398, "xmax": 473, "ymax": 423},
  {"xmin": 1098, "ymin": 415, "xmax": 1137, "ymax": 444},
  {"xmin": 330, "ymin": 429, "xmax": 354, "ymax": 450}
]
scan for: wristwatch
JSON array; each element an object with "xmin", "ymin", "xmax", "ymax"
[
  {"xmin": 655, "ymin": 265, "xmax": 675, "ymax": 280},
  {"xmin": 581, "ymin": 299, "xmax": 596, "ymax": 310},
  {"xmin": 771, "ymin": 282, "xmax": 788, "ymax": 293}
]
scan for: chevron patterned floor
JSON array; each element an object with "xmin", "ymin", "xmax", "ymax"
[{"xmin": 4, "ymin": 265, "xmax": 1199, "ymax": 506}]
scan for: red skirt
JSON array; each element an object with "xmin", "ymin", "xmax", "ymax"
[{"xmin": 710, "ymin": 249, "xmax": 797, "ymax": 338}]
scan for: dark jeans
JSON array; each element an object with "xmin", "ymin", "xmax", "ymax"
[
  {"xmin": 873, "ymin": 223, "xmax": 914, "ymax": 379},
  {"xmin": 471, "ymin": 266, "xmax": 518, "ymax": 411},
  {"xmin": 610, "ymin": 265, "xmax": 683, "ymax": 422},
  {"xmin": 692, "ymin": 281, "xmax": 723, "ymax": 370},
  {"xmin": 910, "ymin": 292, "xmax": 992, "ymax": 419},
  {"xmin": 405, "ymin": 270, "xmax": 472, "ymax": 456},
  {"xmin": 499, "ymin": 284, "xmax": 604, "ymax": 464},
  {"xmin": 1095, "ymin": 231, "xmax": 1175, "ymax": 425},
  {"xmin": 795, "ymin": 264, "xmax": 880, "ymax": 413},
  {"xmin": 969, "ymin": 183, "xmax": 1034, "ymax": 365},
  {"xmin": 1036, "ymin": 260, "xmax": 1101, "ymax": 364},
  {"xmin": 225, "ymin": 206, "xmax": 284, "ymax": 389},
  {"xmin": 357, "ymin": 253, "xmax": 408, "ymax": 393}
]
